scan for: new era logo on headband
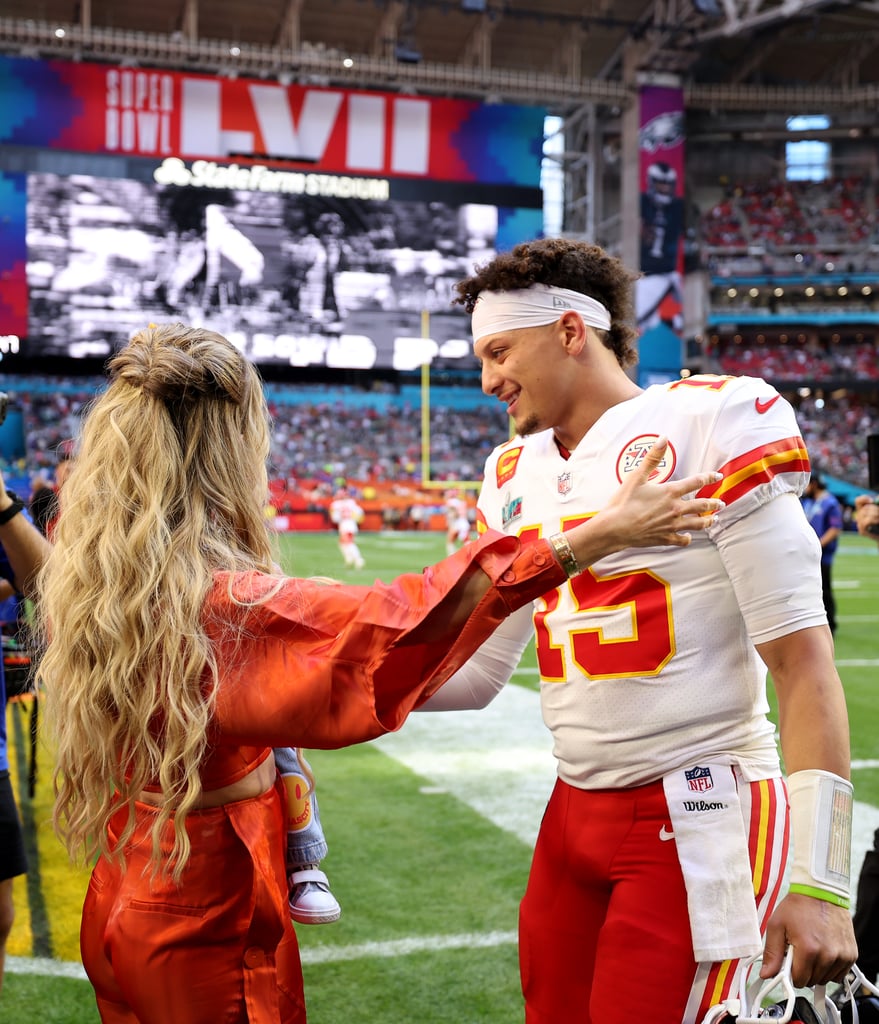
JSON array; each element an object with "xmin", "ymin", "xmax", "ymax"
[{"xmin": 552, "ymin": 296, "xmax": 568, "ymax": 308}]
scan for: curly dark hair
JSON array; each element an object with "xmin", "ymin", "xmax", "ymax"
[{"xmin": 453, "ymin": 237, "xmax": 639, "ymax": 368}]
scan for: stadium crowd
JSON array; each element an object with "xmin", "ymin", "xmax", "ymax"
[
  {"xmin": 2, "ymin": 369, "xmax": 876, "ymax": 506},
  {"xmin": 701, "ymin": 175, "xmax": 878, "ymax": 261},
  {"xmin": 794, "ymin": 393, "xmax": 879, "ymax": 491},
  {"xmin": 714, "ymin": 340, "xmax": 879, "ymax": 382},
  {"xmin": 3, "ymin": 378, "xmax": 505, "ymax": 484}
]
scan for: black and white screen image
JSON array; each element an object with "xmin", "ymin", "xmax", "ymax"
[{"xmin": 25, "ymin": 173, "xmax": 500, "ymax": 370}]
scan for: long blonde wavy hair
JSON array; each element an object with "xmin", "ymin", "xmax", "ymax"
[{"xmin": 37, "ymin": 324, "xmax": 277, "ymax": 880}]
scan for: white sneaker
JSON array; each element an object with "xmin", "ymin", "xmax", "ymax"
[{"xmin": 288, "ymin": 867, "xmax": 341, "ymax": 925}]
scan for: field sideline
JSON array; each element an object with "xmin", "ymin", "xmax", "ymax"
[{"xmin": 4, "ymin": 529, "xmax": 878, "ymax": 1022}]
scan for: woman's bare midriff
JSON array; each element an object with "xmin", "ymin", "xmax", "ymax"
[{"xmin": 137, "ymin": 751, "xmax": 278, "ymax": 809}]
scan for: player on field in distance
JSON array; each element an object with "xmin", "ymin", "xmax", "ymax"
[
  {"xmin": 444, "ymin": 488, "xmax": 472, "ymax": 556},
  {"xmin": 329, "ymin": 486, "xmax": 365, "ymax": 569},
  {"xmin": 422, "ymin": 236, "xmax": 857, "ymax": 1024}
]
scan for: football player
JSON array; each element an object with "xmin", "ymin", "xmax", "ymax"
[
  {"xmin": 423, "ymin": 237, "xmax": 857, "ymax": 1024},
  {"xmin": 329, "ymin": 486, "xmax": 365, "ymax": 569}
]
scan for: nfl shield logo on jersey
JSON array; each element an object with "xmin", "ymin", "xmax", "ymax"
[
  {"xmin": 685, "ymin": 766, "xmax": 714, "ymax": 793},
  {"xmin": 557, "ymin": 472, "xmax": 572, "ymax": 496}
]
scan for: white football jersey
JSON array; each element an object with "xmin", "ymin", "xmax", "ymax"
[
  {"xmin": 330, "ymin": 497, "xmax": 363, "ymax": 532},
  {"xmin": 445, "ymin": 496, "xmax": 468, "ymax": 523},
  {"xmin": 476, "ymin": 374, "xmax": 825, "ymax": 789}
]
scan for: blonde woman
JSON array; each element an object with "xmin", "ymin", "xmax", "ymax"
[{"xmin": 37, "ymin": 323, "xmax": 721, "ymax": 1024}]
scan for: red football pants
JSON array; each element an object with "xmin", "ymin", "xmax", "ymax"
[{"xmin": 519, "ymin": 775, "xmax": 788, "ymax": 1024}]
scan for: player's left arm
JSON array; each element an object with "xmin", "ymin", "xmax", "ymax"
[
  {"xmin": 756, "ymin": 624, "xmax": 856, "ymax": 988},
  {"xmin": 712, "ymin": 489, "xmax": 856, "ymax": 987}
]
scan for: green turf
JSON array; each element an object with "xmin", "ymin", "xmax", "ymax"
[
  {"xmin": 2, "ymin": 973, "xmax": 103, "ymax": 1022},
  {"xmin": 827, "ymin": 534, "xmax": 879, "ymax": 805},
  {"xmin": 4, "ymin": 529, "xmax": 878, "ymax": 1023},
  {"xmin": 296, "ymin": 745, "xmax": 531, "ymax": 945}
]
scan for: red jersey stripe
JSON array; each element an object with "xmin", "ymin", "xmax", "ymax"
[{"xmin": 695, "ymin": 436, "xmax": 810, "ymax": 506}]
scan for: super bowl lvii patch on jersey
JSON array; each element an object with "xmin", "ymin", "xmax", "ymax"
[{"xmin": 501, "ymin": 493, "xmax": 523, "ymax": 529}]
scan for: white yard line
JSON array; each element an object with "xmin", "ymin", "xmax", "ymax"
[
  {"xmin": 300, "ymin": 930, "xmax": 518, "ymax": 964},
  {"xmin": 7, "ymin": 933, "xmax": 521, "ymax": 977},
  {"xmin": 375, "ymin": 683, "xmax": 554, "ymax": 847},
  {"xmin": 6, "ymin": 955, "xmax": 88, "ymax": 980}
]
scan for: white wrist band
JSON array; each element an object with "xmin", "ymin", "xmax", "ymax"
[{"xmin": 787, "ymin": 768, "xmax": 852, "ymax": 908}]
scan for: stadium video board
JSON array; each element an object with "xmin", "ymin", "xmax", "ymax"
[
  {"xmin": 0, "ymin": 56, "xmax": 546, "ymax": 372},
  {"xmin": 21, "ymin": 167, "xmax": 540, "ymax": 371}
]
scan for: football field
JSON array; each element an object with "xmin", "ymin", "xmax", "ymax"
[{"xmin": 4, "ymin": 529, "xmax": 879, "ymax": 1023}]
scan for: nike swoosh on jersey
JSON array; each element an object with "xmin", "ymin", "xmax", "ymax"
[
  {"xmin": 659, "ymin": 825, "xmax": 675, "ymax": 841},
  {"xmin": 755, "ymin": 395, "xmax": 781, "ymax": 414}
]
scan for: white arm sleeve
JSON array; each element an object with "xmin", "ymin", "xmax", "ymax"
[
  {"xmin": 714, "ymin": 491, "xmax": 828, "ymax": 644},
  {"xmin": 418, "ymin": 602, "xmax": 535, "ymax": 711}
]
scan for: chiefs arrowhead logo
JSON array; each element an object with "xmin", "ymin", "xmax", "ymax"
[
  {"xmin": 755, "ymin": 395, "xmax": 781, "ymax": 414},
  {"xmin": 615, "ymin": 434, "xmax": 676, "ymax": 484}
]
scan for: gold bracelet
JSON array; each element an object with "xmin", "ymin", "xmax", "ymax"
[{"xmin": 548, "ymin": 532, "xmax": 581, "ymax": 578}]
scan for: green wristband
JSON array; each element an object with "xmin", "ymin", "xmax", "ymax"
[{"xmin": 788, "ymin": 883, "xmax": 851, "ymax": 909}]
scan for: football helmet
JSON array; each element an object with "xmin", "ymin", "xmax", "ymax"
[
  {"xmin": 646, "ymin": 161, "xmax": 678, "ymax": 205},
  {"xmin": 834, "ymin": 966, "xmax": 879, "ymax": 1024},
  {"xmin": 699, "ymin": 947, "xmax": 844, "ymax": 1023},
  {"xmin": 839, "ymin": 994, "xmax": 879, "ymax": 1023}
]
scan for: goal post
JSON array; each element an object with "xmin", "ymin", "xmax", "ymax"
[{"xmin": 417, "ymin": 307, "xmax": 486, "ymax": 492}]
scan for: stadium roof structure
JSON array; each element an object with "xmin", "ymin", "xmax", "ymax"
[{"xmin": 1, "ymin": 0, "xmax": 878, "ymax": 113}]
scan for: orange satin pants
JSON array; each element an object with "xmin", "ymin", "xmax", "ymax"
[{"xmin": 80, "ymin": 779, "xmax": 306, "ymax": 1023}]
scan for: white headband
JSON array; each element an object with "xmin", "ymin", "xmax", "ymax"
[{"xmin": 471, "ymin": 283, "xmax": 612, "ymax": 343}]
